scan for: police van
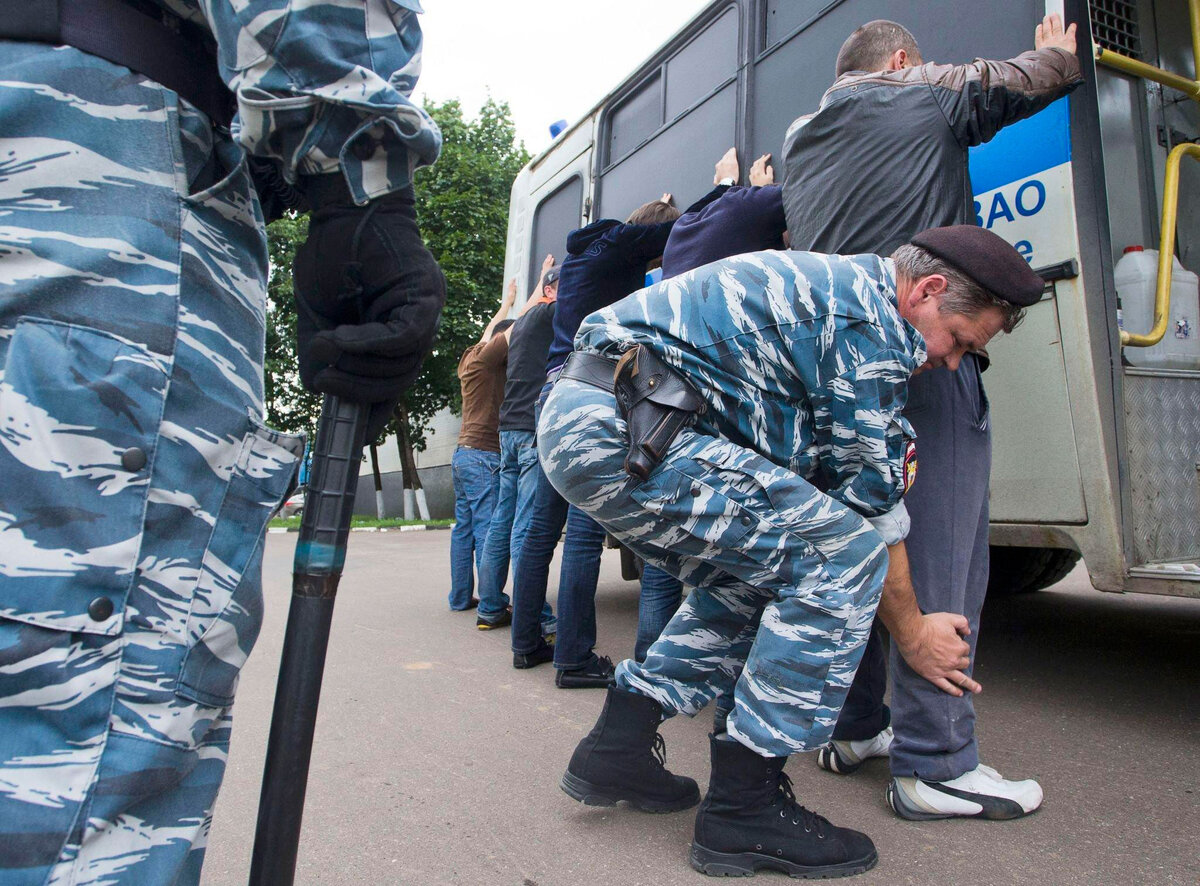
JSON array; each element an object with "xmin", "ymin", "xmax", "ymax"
[{"xmin": 502, "ymin": 0, "xmax": 1200, "ymax": 600}]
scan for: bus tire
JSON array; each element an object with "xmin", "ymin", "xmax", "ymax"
[{"xmin": 987, "ymin": 546, "xmax": 1081, "ymax": 596}]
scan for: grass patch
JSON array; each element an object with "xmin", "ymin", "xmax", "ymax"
[{"xmin": 269, "ymin": 516, "xmax": 454, "ymax": 530}]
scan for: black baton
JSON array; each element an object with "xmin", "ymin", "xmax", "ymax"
[{"xmin": 248, "ymin": 394, "xmax": 369, "ymax": 885}]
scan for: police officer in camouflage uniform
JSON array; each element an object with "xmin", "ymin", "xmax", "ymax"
[
  {"xmin": 0, "ymin": 1, "xmax": 443, "ymax": 882},
  {"xmin": 542, "ymin": 226, "xmax": 1044, "ymax": 878}
]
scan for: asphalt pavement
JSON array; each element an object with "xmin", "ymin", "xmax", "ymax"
[{"xmin": 201, "ymin": 531, "xmax": 1200, "ymax": 885}]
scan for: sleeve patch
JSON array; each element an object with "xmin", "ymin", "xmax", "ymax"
[{"xmin": 903, "ymin": 440, "xmax": 917, "ymax": 493}]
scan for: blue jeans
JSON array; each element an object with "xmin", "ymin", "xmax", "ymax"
[
  {"xmin": 636, "ymin": 564, "xmax": 683, "ymax": 662},
  {"xmin": 475, "ymin": 429, "xmax": 551, "ymax": 622},
  {"xmin": 449, "ymin": 446, "xmax": 500, "ymax": 609}
]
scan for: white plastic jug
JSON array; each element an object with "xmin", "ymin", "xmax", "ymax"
[{"xmin": 1114, "ymin": 245, "xmax": 1200, "ymax": 369}]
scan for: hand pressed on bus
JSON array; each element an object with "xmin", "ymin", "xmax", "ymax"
[
  {"xmin": 713, "ymin": 147, "xmax": 739, "ymax": 184},
  {"xmin": 1035, "ymin": 12, "xmax": 1077, "ymax": 55},
  {"xmin": 748, "ymin": 153, "xmax": 775, "ymax": 186}
]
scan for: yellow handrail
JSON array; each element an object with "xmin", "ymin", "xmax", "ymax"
[
  {"xmin": 1121, "ymin": 142, "xmax": 1200, "ymax": 347},
  {"xmin": 1094, "ymin": 45, "xmax": 1200, "ymax": 99}
]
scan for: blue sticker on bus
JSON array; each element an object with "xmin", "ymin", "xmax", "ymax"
[{"xmin": 968, "ymin": 97, "xmax": 1071, "ymax": 194}]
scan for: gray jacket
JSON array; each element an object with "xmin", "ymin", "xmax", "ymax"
[{"xmin": 782, "ymin": 47, "xmax": 1082, "ymax": 256}]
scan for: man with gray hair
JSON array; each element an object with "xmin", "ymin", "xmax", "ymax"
[
  {"xmin": 546, "ymin": 225, "xmax": 1042, "ymax": 877},
  {"xmin": 782, "ymin": 14, "xmax": 1079, "ymax": 820}
]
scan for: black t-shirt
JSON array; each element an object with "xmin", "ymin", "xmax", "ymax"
[{"xmin": 499, "ymin": 299, "xmax": 556, "ymax": 432}]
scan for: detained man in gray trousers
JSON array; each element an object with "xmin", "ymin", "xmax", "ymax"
[{"xmin": 781, "ymin": 13, "xmax": 1080, "ymax": 819}]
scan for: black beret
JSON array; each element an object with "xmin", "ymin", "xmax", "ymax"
[{"xmin": 909, "ymin": 225, "xmax": 1045, "ymax": 307}]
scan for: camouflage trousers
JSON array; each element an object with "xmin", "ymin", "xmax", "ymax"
[
  {"xmin": 539, "ymin": 377, "xmax": 888, "ymax": 757},
  {"xmin": 0, "ymin": 45, "xmax": 302, "ymax": 884}
]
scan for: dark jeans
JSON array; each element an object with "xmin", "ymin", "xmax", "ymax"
[
  {"xmin": 513, "ymin": 378, "xmax": 689, "ymax": 669},
  {"xmin": 635, "ymin": 564, "xmax": 683, "ymax": 662},
  {"xmin": 831, "ymin": 354, "xmax": 991, "ymax": 782}
]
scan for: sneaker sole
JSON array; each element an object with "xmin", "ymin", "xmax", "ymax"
[
  {"xmin": 476, "ymin": 622, "xmax": 510, "ymax": 630},
  {"xmin": 560, "ymin": 770, "xmax": 699, "ymax": 814},
  {"xmin": 555, "ymin": 674, "xmax": 617, "ymax": 689},
  {"xmin": 886, "ymin": 780, "xmax": 1031, "ymax": 821},
  {"xmin": 815, "ymin": 744, "xmax": 863, "ymax": 776},
  {"xmin": 689, "ymin": 843, "xmax": 878, "ymax": 879}
]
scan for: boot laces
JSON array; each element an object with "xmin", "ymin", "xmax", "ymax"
[
  {"xmin": 651, "ymin": 733, "xmax": 668, "ymax": 768},
  {"xmin": 772, "ymin": 772, "xmax": 827, "ymax": 837}
]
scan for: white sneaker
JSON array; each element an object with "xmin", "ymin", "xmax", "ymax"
[
  {"xmin": 815, "ymin": 726, "xmax": 893, "ymax": 775},
  {"xmin": 887, "ymin": 764, "xmax": 1044, "ymax": 820}
]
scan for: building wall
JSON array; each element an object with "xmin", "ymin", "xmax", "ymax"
[{"xmin": 353, "ymin": 407, "xmax": 461, "ymax": 519}]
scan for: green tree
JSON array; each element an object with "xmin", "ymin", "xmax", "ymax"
[
  {"xmin": 264, "ymin": 213, "xmax": 321, "ymax": 440},
  {"xmin": 388, "ymin": 97, "xmax": 530, "ymax": 458}
]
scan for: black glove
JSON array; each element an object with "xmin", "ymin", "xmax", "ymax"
[{"xmin": 293, "ymin": 181, "xmax": 446, "ymax": 439}]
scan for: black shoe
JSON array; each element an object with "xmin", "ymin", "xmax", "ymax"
[
  {"xmin": 451, "ymin": 597, "xmax": 479, "ymax": 612},
  {"xmin": 560, "ymin": 686, "xmax": 700, "ymax": 813},
  {"xmin": 513, "ymin": 639, "xmax": 555, "ymax": 669},
  {"xmin": 555, "ymin": 655, "xmax": 616, "ymax": 689},
  {"xmin": 690, "ymin": 735, "xmax": 877, "ymax": 879},
  {"xmin": 476, "ymin": 607, "xmax": 512, "ymax": 630}
]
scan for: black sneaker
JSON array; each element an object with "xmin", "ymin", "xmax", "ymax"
[
  {"xmin": 513, "ymin": 639, "xmax": 555, "ymax": 669},
  {"xmin": 476, "ymin": 607, "xmax": 512, "ymax": 630},
  {"xmin": 451, "ymin": 597, "xmax": 479, "ymax": 612},
  {"xmin": 556, "ymin": 655, "xmax": 616, "ymax": 689}
]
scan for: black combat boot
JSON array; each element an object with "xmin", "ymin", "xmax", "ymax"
[
  {"xmin": 560, "ymin": 686, "xmax": 700, "ymax": 813},
  {"xmin": 690, "ymin": 735, "xmax": 878, "ymax": 878}
]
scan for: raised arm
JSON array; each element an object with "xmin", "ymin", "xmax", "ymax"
[
  {"xmin": 518, "ymin": 253, "xmax": 556, "ymax": 316},
  {"xmin": 927, "ymin": 12, "xmax": 1082, "ymax": 147},
  {"xmin": 481, "ymin": 279, "xmax": 518, "ymax": 343}
]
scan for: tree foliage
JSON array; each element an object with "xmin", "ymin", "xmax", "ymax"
[
  {"xmin": 264, "ymin": 213, "xmax": 321, "ymax": 440},
  {"xmin": 390, "ymin": 97, "xmax": 530, "ymax": 451}
]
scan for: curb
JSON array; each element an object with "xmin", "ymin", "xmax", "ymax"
[{"xmin": 268, "ymin": 524, "xmax": 453, "ymax": 535}]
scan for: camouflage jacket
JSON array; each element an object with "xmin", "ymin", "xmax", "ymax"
[
  {"xmin": 158, "ymin": 0, "xmax": 441, "ymax": 203},
  {"xmin": 574, "ymin": 250, "xmax": 926, "ymax": 541}
]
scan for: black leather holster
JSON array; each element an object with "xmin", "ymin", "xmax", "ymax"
[{"xmin": 613, "ymin": 345, "xmax": 705, "ymax": 482}]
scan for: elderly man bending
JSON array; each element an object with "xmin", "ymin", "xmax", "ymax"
[{"xmin": 540, "ymin": 225, "xmax": 1043, "ymax": 879}]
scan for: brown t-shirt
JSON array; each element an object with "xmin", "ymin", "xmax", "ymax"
[{"xmin": 456, "ymin": 333, "xmax": 509, "ymax": 451}]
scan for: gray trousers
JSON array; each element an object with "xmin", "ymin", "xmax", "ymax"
[{"xmin": 832, "ymin": 354, "xmax": 991, "ymax": 782}]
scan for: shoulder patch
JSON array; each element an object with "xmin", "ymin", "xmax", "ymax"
[{"xmin": 903, "ymin": 440, "xmax": 917, "ymax": 493}]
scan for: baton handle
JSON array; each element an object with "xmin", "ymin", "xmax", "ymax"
[{"xmin": 249, "ymin": 395, "xmax": 369, "ymax": 886}]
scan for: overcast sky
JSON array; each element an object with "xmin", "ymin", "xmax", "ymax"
[{"xmin": 416, "ymin": 0, "xmax": 712, "ymax": 155}]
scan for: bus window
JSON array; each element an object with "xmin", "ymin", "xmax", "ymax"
[
  {"xmin": 666, "ymin": 6, "xmax": 738, "ymax": 120},
  {"xmin": 600, "ymin": 84, "xmax": 737, "ymax": 222},
  {"xmin": 608, "ymin": 72, "xmax": 662, "ymax": 165},
  {"xmin": 529, "ymin": 176, "xmax": 583, "ymax": 288},
  {"xmin": 599, "ymin": 6, "xmax": 740, "ymax": 220},
  {"xmin": 751, "ymin": 0, "xmax": 1040, "ymax": 163},
  {"xmin": 763, "ymin": 0, "xmax": 832, "ymax": 50}
]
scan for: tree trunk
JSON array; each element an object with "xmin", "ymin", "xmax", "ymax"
[
  {"xmin": 394, "ymin": 404, "xmax": 430, "ymax": 520},
  {"xmin": 369, "ymin": 443, "xmax": 385, "ymax": 519}
]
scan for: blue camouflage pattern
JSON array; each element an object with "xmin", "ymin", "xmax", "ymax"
[
  {"xmin": 574, "ymin": 250, "xmax": 924, "ymax": 525},
  {"xmin": 540, "ymin": 251, "xmax": 925, "ymax": 756},
  {"xmin": 0, "ymin": 3, "xmax": 438, "ymax": 882}
]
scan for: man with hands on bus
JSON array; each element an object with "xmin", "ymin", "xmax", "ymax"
[{"xmin": 781, "ymin": 12, "xmax": 1080, "ymax": 822}]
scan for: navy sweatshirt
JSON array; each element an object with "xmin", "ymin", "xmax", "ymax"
[
  {"xmin": 546, "ymin": 188, "xmax": 726, "ymax": 373},
  {"xmin": 661, "ymin": 185, "xmax": 786, "ymax": 280}
]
